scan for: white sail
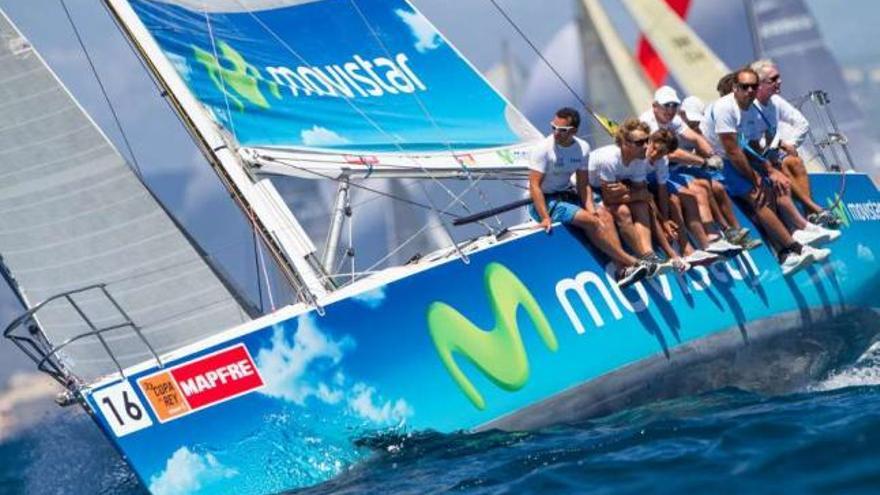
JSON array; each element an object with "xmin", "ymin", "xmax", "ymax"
[
  {"xmin": 0, "ymin": 11, "xmax": 256, "ymax": 382},
  {"xmin": 620, "ymin": 0, "xmax": 728, "ymax": 103}
]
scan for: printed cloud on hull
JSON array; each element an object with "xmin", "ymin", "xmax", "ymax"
[
  {"xmin": 149, "ymin": 447, "xmax": 237, "ymax": 495},
  {"xmin": 395, "ymin": 8, "xmax": 442, "ymax": 53},
  {"xmin": 348, "ymin": 383, "xmax": 413, "ymax": 425},
  {"xmin": 352, "ymin": 286, "xmax": 387, "ymax": 309},
  {"xmin": 256, "ymin": 316, "xmax": 351, "ymax": 405}
]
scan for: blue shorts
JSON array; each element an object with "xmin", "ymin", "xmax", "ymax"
[
  {"xmin": 667, "ymin": 169, "xmax": 696, "ymax": 194},
  {"xmin": 721, "ymin": 158, "xmax": 769, "ymax": 197},
  {"xmin": 528, "ymin": 198, "xmax": 581, "ymax": 224}
]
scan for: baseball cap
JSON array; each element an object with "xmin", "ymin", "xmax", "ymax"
[
  {"xmin": 654, "ymin": 85, "xmax": 681, "ymax": 106},
  {"xmin": 680, "ymin": 96, "xmax": 705, "ymax": 122}
]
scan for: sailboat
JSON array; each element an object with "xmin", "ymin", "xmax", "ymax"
[{"xmin": 2, "ymin": 1, "xmax": 880, "ymax": 494}]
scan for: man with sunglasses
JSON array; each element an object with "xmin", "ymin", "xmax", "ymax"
[
  {"xmin": 751, "ymin": 59, "xmax": 840, "ymax": 228},
  {"xmin": 701, "ymin": 68, "xmax": 830, "ymax": 275},
  {"xmin": 640, "ymin": 86, "xmax": 746, "ymax": 259},
  {"xmin": 528, "ymin": 108, "xmax": 653, "ymax": 289},
  {"xmin": 589, "ymin": 118, "xmax": 680, "ymax": 275}
]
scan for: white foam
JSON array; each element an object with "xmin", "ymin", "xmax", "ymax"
[{"xmin": 811, "ymin": 341, "xmax": 880, "ymax": 392}]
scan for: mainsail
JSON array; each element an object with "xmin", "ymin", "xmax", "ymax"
[
  {"xmin": 113, "ymin": 0, "xmax": 540, "ymax": 180},
  {"xmin": 0, "ymin": 11, "xmax": 255, "ymax": 382}
]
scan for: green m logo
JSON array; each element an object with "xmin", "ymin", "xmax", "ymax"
[
  {"xmin": 427, "ymin": 263, "xmax": 557, "ymax": 410},
  {"xmin": 826, "ymin": 194, "xmax": 851, "ymax": 227},
  {"xmin": 192, "ymin": 41, "xmax": 281, "ymax": 111}
]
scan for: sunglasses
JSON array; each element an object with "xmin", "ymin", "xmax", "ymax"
[
  {"xmin": 551, "ymin": 123, "xmax": 575, "ymax": 133},
  {"xmin": 763, "ymin": 74, "xmax": 781, "ymax": 84},
  {"xmin": 627, "ymin": 136, "xmax": 649, "ymax": 147},
  {"xmin": 661, "ymin": 102, "xmax": 680, "ymax": 110},
  {"xmin": 737, "ymin": 82, "xmax": 759, "ymax": 91}
]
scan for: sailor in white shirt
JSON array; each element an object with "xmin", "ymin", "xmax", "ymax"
[
  {"xmin": 528, "ymin": 108, "xmax": 651, "ymax": 288},
  {"xmin": 702, "ymin": 68, "xmax": 830, "ymax": 275},
  {"xmin": 752, "ymin": 59, "xmax": 838, "ymax": 227},
  {"xmin": 589, "ymin": 118, "xmax": 683, "ymax": 273}
]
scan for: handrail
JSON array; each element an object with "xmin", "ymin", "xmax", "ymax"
[{"xmin": 3, "ymin": 284, "xmax": 164, "ymax": 392}]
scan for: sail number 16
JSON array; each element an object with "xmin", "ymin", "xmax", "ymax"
[{"xmin": 92, "ymin": 381, "xmax": 153, "ymax": 437}]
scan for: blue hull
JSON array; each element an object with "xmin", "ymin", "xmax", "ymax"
[{"xmin": 82, "ymin": 173, "xmax": 880, "ymax": 494}]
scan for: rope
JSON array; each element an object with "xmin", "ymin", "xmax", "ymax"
[{"xmin": 59, "ymin": 0, "xmax": 144, "ymax": 177}]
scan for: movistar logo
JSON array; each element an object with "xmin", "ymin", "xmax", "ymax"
[
  {"xmin": 826, "ymin": 194, "xmax": 851, "ymax": 227},
  {"xmin": 192, "ymin": 41, "xmax": 281, "ymax": 111},
  {"xmin": 427, "ymin": 263, "xmax": 557, "ymax": 410},
  {"xmin": 191, "ymin": 40, "xmax": 428, "ymax": 111}
]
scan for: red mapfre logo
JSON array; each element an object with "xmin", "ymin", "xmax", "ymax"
[{"xmin": 138, "ymin": 344, "xmax": 264, "ymax": 422}]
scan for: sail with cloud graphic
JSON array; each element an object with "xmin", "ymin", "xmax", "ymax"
[{"xmin": 112, "ymin": 0, "xmax": 541, "ymax": 180}]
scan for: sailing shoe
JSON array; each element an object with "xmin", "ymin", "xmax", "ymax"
[
  {"xmin": 807, "ymin": 209, "xmax": 842, "ymax": 229},
  {"xmin": 643, "ymin": 252, "xmax": 675, "ymax": 276},
  {"xmin": 792, "ymin": 223, "xmax": 838, "ymax": 246},
  {"xmin": 616, "ymin": 263, "xmax": 649, "ymax": 289},
  {"xmin": 685, "ymin": 249, "xmax": 721, "ymax": 267},
  {"xmin": 780, "ymin": 249, "xmax": 814, "ymax": 276},
  {"xmin": 737, "ymin": 236, "xmax": 764, "ymax": 250},
  {"xmin": 805, "ymin": 221, "xmax": 841, "ymax": 242},
  {"xmin": 801, "ymin": 244, "xmax": 831, "ymax": 263},
  {"xmin": 705, "ymin": 238, "xmax": 744, "ymax": 257},
  {"xmin": 672, "ymin": 257, "xmax": 691, "ymax": 273},
  {"xmin": 723, "ymin": 227, "xmax": 750, "ymax": 245}
]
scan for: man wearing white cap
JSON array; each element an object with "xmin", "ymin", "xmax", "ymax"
[{"xmin": 640, "ymin": 87, "xmax": 743, "ymax": 259}]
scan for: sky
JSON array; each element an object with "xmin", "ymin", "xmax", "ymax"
[{"xmin": 0, "ymin": 0, "xmax": 878, "ymax": 383}]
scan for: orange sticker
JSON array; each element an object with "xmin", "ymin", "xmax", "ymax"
[{"xmin": 138, "ymin": 371, "xmax": 190, "ymax": 422}]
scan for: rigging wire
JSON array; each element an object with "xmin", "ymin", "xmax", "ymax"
[
  {"xmin": 485, "ymin": 0, "xmax": 617, "ymax": 136},
  {"xmin": 59, "ymin": 0, "xmax": 144, "ymax": 177},
  {"xmin": 347, "ymin": 0, "xmax": 506, "ymax": 232}
]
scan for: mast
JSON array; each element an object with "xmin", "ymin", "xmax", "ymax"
[{"xmin": 101, "ymin": 0, "xmax": 331, "ymax": 304}]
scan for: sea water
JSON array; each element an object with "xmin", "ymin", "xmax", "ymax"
[{"xmin": 4, "ymin": 344, "xmax": 880, "ymax": 495}]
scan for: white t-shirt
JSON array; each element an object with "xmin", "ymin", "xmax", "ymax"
[
  {"xmin": 528, "ymin": 135, "xmax": 591, "ymax": 193},
  {"xmin": 639, "ymin": 109, "xmax": 688, "ymax": 136},
  {"xmin": 587, "ymin": 144, "xmax": 653, "ymax": 187},
  {"xmin": 701, "ymin": 93, "xmax": 765, "ymax": 158},
  {"xmin": 755, "ymin": 94, "xmax": 810, "ymax": 148}
]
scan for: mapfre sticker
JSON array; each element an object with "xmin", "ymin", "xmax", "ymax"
[{"xmin": 138, "ymin": 344, "xmax": 263, "ymax": 423}]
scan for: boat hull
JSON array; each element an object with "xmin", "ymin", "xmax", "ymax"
[{"xmin": 81, "ymin": 173, "xmax": 880, "ymax": 494}]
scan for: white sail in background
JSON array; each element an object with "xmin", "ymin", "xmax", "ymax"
[
  {"xmin": 0, "ymin": 11, "xmax": 255, "ymax": 382},
  {"xmin": 577, "ymin": 0, "xmax": 653, "ymax": 117},
  {"xmin": 620, "ymin": 0, "xmax": 728, "ymax": 103}
]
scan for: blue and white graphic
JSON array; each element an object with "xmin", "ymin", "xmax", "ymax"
[{"xmin": 129, "ymin": 0, "xmax": 535, "ymax": 151}]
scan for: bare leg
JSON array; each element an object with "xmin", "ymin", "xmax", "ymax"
[
  {"xmin": 774, "ymin": 190, "xmax": 808, "ymax": 230},
  {"xmin": 669, "ymin": 195, "xmax": 696, "ymax": 256},
  {"xmin": 782, "ymin": 156, "xmax": 822, "ymax": 214},
  {"xmin": 711, "ymin": 180, "xmax": 742, "ymax": 229},
  {"xmin": 679, "ymin": 191, "xmax": 712, "ymax": 248},
  {"xmin": 630, "ymin": 201, "xmax": 655, "ymax": 256},
  {"xmin": 743, "ymin": 189, "xmax": 796, "ymax": 247},
  {"xmin": 571, "ymin": 208, "xmax": 639, "ymax": 269},
  {"xmin": 695, "ymin": 178, "xmax": 728, "ymax": 229}
]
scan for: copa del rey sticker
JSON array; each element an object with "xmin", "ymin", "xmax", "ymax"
[{"xmin": 137, "ymin": 344, "xmax": 264, "ymax": 423}]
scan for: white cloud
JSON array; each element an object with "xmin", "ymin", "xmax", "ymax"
[
  {"xmin": 148, "ymin": 447, "xmax": 237, "ymax": 495},
  {"xmin": 255, "ymin": 315, "xmax": 351, "ymax": 405},
  {"xmin": 300, "ymin": 125, "xmax": 350, "ymax": 147},
  {"xmin": 395, "ymin": 8, "xmax": 442, "ymax": 53},
  {"xmin": 166, "ymin": 52, "xmax": 193, "ymax": 81},
  {"xmin": 347, "ymin": 383, "xmax": 412, "ymax": 425},
  {"xmin": 352, "ymin": 286, "xmax": 387, "ymax": 309},
  {"xmin": 857, "ymin": 243, "xmax": 875, "ymax": 263}
]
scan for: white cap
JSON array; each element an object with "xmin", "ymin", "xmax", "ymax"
[
  {"xmin": 653, "ymin": 85, "xmax": 681, "ymax": 105},
  {"xmin": 680, "ymin": 96, "xmax": 705, "ymax": 122}
]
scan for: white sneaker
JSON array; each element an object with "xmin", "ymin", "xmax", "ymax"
[
  {"xmin": 804, "ymin": 222, "xmax": 841, "ymax": 243},
  {"xmin": 792, "ymin": 226, "xmax": 830, "ymax": 246},
  {"xmin": 780, "ymin": 250, "xmax": 814, "ymax": 276},
  {"xmin": 801, "ymin": 244, "xmax": 831, "ymax": 263},
  {"xmin": 685, "ymin": 250, "xmax": 721, "ymax": 267},
  {"xmin": 706, "ymin": 238, "xmax": 743, "ymax": 257},
  {"xmin": 672, "ymin": 257, "xmax": 691, "ymax": 273},
  {"xmin": 654, "ymin": 259, "xmax": 676, "ymax": 275}
]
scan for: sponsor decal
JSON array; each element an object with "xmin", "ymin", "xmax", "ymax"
[{"xmin": 138, "ymin": 344, "xmax": 264, "ymax": 423}]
